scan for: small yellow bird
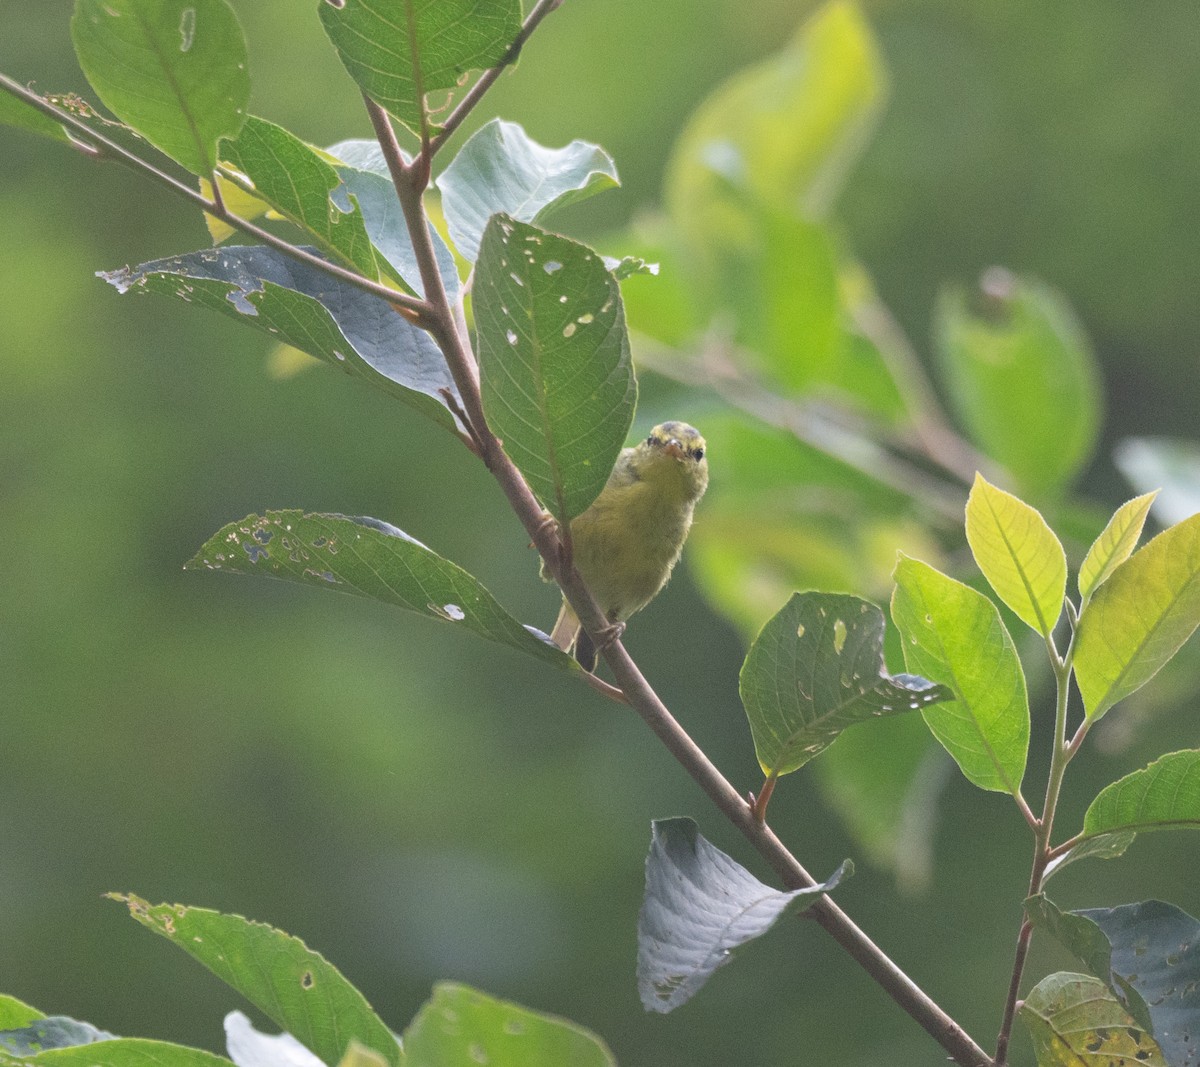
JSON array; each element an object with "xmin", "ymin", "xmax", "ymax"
[{"xmin": 548, "ymin": 421, "xmax": 709, "ymax": 670}]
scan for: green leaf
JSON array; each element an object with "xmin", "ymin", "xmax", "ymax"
[
  {"xmin": 1057, "ymin": 751, "xmax": 1200, "ymax": 869},
  {"xmin": 436, "ymin": 119, "xmax": 619, "ymax": 263},
  {"xmin": 186, "ymin": 511, "xmax": 576, "ymax": 671},
  {"xmin": 1079, "ymin": 491, "xmax": 1158, "ymax": 602},
  {"xmin": 1074, "ymin": 511, "xmax": 1200, "ymax": 720},
  {"xmin": 0, "ymin": 1020, "xmax": 114, "ymax": 1054},
  {"xmin": 475, "ymin": 215, "xmax": 636, "ymax": 522},
  {"xmin": 1028, "ymin": 896, "xmax": 1200, "ymax": 1065},
  {"xmin": 892, "ymin": 555, "xmax": 1029, "ymax": 796},
  {"xmin": 637, "ymin": 818, "xmax": 850, "ymax": 1013},
  {"xmin": 0, "ymin": 87, "xmax": 71, "ymax": 144},
  {"xmin": 331, "ymin": 163, "xmax": 460, "ymax": 298},
  {"xmin": 1025, "ymin": 896, "xmax": 1153, "ymax": 1034},
  {"xmin": 114, "ymin": 895, "xmax": 401, "ymax": 1067},
  {"xmin": 219, "ymin": 117, "xmax": 377, "ymax": 279},
  {"xmin": 1020, "ymin": 972, "xmax": 1165, "ymax": 1067},
  {"xmin": 402, "ymin": 983, "xmax": 613, "ymax": 1067},
  {"xmin": 1116, "ymin": 436, "xmax": 1200, "ymax": 527},
  {"xmin": 1, "ymin": 1042, "xmax": 237, "ymax": 1067},
  {"xmin": 666, "ymin": 0, "xmax": 885, "ymax": 227},
  {"xmin": 965, "ymin": 473, "xmax": 1066, "ymax": 638},
  {"xmin": 1042, "ymin": 832, "xmax": 1137, "ymax": 882},
  {"xmin": 98, "ymin": 245, "xmax": 462, "ymax": 433},
  {"xmin": 934, "ymin": 272, "xmax": 1102, "ymax": 494},
  {"xmin": 0, "ymin": 999, "xmax": 43, "ymax": 1032},
  {"xmin": 71, "ymin": 0, "xmax": 248, "ymax": 174},
  {"xmin": 739, "ymin": 591, "xmax": 953, "ymax": 778},
  {"xmin": 319, "ymin": 0, "xmax": 521, "ymax": 136}
]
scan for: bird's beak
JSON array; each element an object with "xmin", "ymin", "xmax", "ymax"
[{"xmin": 663, "ymin": 439, "xmax": 685, "ymax": 460}]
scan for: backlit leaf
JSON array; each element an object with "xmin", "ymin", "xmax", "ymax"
[
  {"xmin": 320, "ymin": 0, "xmax": 521, "ymax": 136},
  {"xmin": 892, "ymin": 555, "xmax": 1029, "ymax": 796},
  {"xmin": 71, "ymin": 0, "xmax": 248, "ymax": 174},
  {"xmin": 1074, "ymin": 511, "xmax": 1200, "ymax": 720},
  {"xmin": 1079, "ymin": 491, "xmax": 1158, "ymax": 602},
  {"xmin": 965, "ymin": 473, "xmax": 1066, "ymax": 638}
]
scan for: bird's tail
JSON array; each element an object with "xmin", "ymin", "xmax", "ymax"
[{"xmin": 550, "ymin": 599, "xmax": 580, "ymax": 653}]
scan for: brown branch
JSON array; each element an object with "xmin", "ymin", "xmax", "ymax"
[
  {"xmin": 427, "ymin": 0, "xmax": 566, "ymax": 159},
  {"xmin": 0, "ymin": 74, "xmax": 428, "ymax": 318}
]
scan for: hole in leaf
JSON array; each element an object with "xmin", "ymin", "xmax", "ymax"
[
  {"xmin": 562, "ymin": 323, "xmax": 576, "ymax": 338},
  {"xmin": 178, "ymin": 8, "xmax": 195, "ymax": 52},
  {"xmin": 833, "ymin": 619, "xmax": 847, "ymax": 654},
  {"xmin": 301, "ymin": 971, "xmax": 314, "ymax": 989},
  {"xmin": 796, "ymin": 623, "xmax": 805, "ymax": 638},
  {"xmin": 543, "ymin": 260, "xmax": 563, "ymax": 274}
]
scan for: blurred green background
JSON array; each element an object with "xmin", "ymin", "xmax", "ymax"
[{"xmin": 3, "ymin": 1, "xmax": 1199, "ymax": 1064}]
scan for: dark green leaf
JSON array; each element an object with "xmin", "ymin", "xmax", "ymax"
[
  {"xmin": 1029, "ymin": 896, "xmax": 1200, "ymax": 1065},
  {"xmin": 603, "ymin": 255, "xmax": 658, "ymax": 281},
  {"xmin": 219, "ymin": 116, "xmax": 378, "ymax": 278},
  {"xmin": 436, "ymin": 119, "xmax": 619, "ymax": 262},
  {"xmin": 186, "ymin": 511, "xmax": 576, "ymax": 671},
  {"xmin": 0, "ymin": 87, "xmax": 70, "ymax": 143},
  {"xmin": 934, "ymin": 272, "xmax": 1102, "ymax": 494},
  {"xmin": 71, "ymin": 0, "xmax": 248, "ymax": 174},
  {"xmin": 98, "ymin": 245, "xmax": 461, "ymax": 433},
  {"xmin": 739, "ymin": 591, "xmax": 953, "ymax": 778},
  {"xmin": 1025, "ymin": 896, "xmax": 1152, "ymax": 1035},
  {"xmin": 0, "ymin": 1020, "xmax": 114, "ymax": 1055},
  {"xmin": 114, "ymin": 895, "xmax": 401, "ymax": 1067},
  {"xmin": 403, "ymin": 983, "xmax": 615, "ymax": 1067},
  {"xmin": 891, "ymin": 555, "xmax": 1029, "ymax": 796},
  {"xmin": 1074, "ymin": 511, "xmax": 1200, "ymax": 721},
  {"xmin": 1020, "ymin": 972, "xmax": 1165, "ymax": 1067},
  {"xmin": 475, "ymin": 215, "xmax": 636, "ymax": 522},
  {"xmin": 637, "ymin": 818, "xmax": 850, "ymax": 1013},
  {"xmin": 319, "ymin": 0, "xmax": 521, "ymax": 136}
]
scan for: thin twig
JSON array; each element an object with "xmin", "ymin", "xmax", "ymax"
[
  {"xmin": 427, "ymin": 0, "xmax": 565, "ymax": 159},
  {"xmin": 0, "ymin": 74, "xmax": 428, "ymax": 318},
  {"xmin": 379, "ymin": 95, "xmax": 989, "ymax": 1067}
]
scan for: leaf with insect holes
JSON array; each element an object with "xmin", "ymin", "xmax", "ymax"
[
  {"xmin": 892, "ymin": 554, "xmax": 1029, "ymax": 796},
  {"xmin": 1019, "ymin": 972, "xmax": 1165, "ymax": 1067},
  {"xmin": 71, "ymin": 0, "xmax": 248, "ymax": 174},
  {"xmin": 637, "ymin": 818, "xmax": 851, "ymax": 1013},
  {"xmin": 739, "ymin": 591, "xmax": 953, "ymax": 778},
  {"xmin": 98, "ymin": 245, "xmax": 462, "ymax": 434},
  {"xmin": 113, "ymin": 894, "xmax": 401, "ymax": 1067},
  {"xmin": 1074, "ymin": 510, "xmax": 1200, "ymax": 720},
  {"xmin": 218, "ymin": 116, "xmax": 378, "ymax": 279},
  {"xmin": 965, "ymin": 473, "xmax": 1066, "ymax": 638},
  {"xmin": 186, "ymin": 511, "xmax": 576, "ymax": 671},
  {"xmin": 437, "ymin": 119, "xmax": 620, "ymax": 263},
  {"xmin": 475, "ymin": 215, "xmax": 636, "ymax": 522},
  {"xmin": 319, "ymin": 0, "xmax": 521, "ymax": 136}
]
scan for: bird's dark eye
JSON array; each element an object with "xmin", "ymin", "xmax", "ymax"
[
  {"xmin": 647, "ymin": 434, "xmax": 658, "ymax": 446},
  {"xmin": 691, "ymin": 447, "xmax": 705, "ymax": 461}
]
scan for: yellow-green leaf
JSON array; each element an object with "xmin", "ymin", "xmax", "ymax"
[
  {"xmin": 965, "ymin": 473, "xmax": 1066, "ymax": 637},
  {"xmin": 1078, "ymin": 490, "xmax": 1158, "ymax": 602},
  {"xmin": 1074, "ymin": 511, "xmax": 1200, "ymax": 720}
]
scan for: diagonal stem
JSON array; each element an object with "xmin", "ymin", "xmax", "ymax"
[{"xmin": 374, "ymin": 92, "xmax": 991, "ymax": 1067}]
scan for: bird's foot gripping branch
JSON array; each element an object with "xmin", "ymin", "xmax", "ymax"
[{"xmin": 4, "ymin": 2, "xmax": 1200, "ymax": 1067}]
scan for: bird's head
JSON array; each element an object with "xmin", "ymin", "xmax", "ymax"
[{"xmin": 633, "ymin": 421, "xmax": 709, "ymax": 500}]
